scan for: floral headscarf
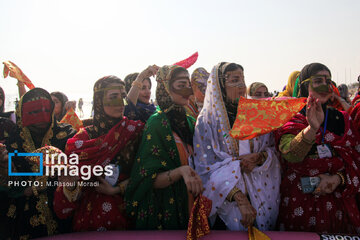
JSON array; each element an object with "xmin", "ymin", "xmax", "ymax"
[
  {"xmin": 156, "ymin": 65, "xmax": 193, "ymax": 146},
  {"xmin": 191, "ymin": 67, "xmax": 210, "ymax": 95},
  {"xmin": 87, "ymin": 75, "xmax": 125, "ymax": 139}
]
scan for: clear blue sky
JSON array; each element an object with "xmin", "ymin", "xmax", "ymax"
[{"xmin": 1, "ymin": 0, "xmax": 359, "ymax": 109}]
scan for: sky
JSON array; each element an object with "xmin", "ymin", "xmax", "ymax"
[{"xmin": 1, "ymin": 0, "xmax": 360, "ymax": 112}]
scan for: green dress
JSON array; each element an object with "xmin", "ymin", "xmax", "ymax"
[{"xmin": 125, "ymin": 110, "xmax": 195, "ymax": 230}]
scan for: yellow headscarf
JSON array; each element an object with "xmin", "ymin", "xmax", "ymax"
[{"xmin": 277, "ymin": 71, "xmax": 300, "ymax": 97}]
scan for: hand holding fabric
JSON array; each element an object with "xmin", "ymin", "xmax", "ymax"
[{"xmin": 239, "ymin": 153, "xmax": 262, "ymax": 173}]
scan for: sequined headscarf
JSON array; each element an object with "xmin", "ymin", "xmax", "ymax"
[
  {"xmin": 217, "ymin": 62, "xmax": 245, "ymax": 127},
  {"xmin": 87, "ymin": 75, "xmax": 125, "ymax": 139},
  {"xmin": 191, "ymin": 67, "xmax": 210, "ymax": 95},
  {"xmin": 156, "ymin": 65, "xmax": 193, "ymax": 146}
]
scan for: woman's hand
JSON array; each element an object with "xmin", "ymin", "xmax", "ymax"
[
  {"xmin": 95, "ymin": 177, "xmax": 119, "ymax": 196},
  {"xmin": 239, "ymin": 153, "xmax": 262, "ymax": 173},
  {"xmin": 233, "ymin": 191, "xmax": 257, "ymax": 228},
  {"xmin": 137, "ymin": 65, "xmax": 160, "ymax": 81},
  {"xmin": 179, "ymin": 166, "xmax": 203, "ymax": 197},
  {"xmin": 314, "ymin": 174, "xmax": 341, "ymax": 196},
  {"xmin": 306, "ymin": 94, "xmax": 324, "ymax": 131},
  {"xmin": 58, "ymin": 173, "xmax": 80, "ymax": 191}
]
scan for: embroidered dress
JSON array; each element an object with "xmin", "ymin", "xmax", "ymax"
[
  {"xmin": 2, "ymin": 88, "xmax": 76, "ymax": 240},
  {"xmin": 275, "ymin": 111, "xmax": 360, "ymax": 233},
  {"xmin": 192, "ymin": 63, "xmax": 281, "ymax": 231},
  {"xmin": 125, "ymin": 65, "xmax": 196, "ymax": 230},
  {"xmin": 53, "ymin": 76, "xmax": 144, "ymax": 232}
]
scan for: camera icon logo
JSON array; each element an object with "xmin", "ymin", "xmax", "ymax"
[{"xmin": 8, "ymin": 150, "xmax": 43, "ymax": 176}]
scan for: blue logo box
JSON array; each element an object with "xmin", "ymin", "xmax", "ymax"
[{"xmin": 8, "ymin": 150, "xmax": 43, "ymax": 176}]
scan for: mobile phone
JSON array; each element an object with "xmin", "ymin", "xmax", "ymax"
[{"xmin": 300, "ymin": 176, "xmax": 320, "ymax": 194}]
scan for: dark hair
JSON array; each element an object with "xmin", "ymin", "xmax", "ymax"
[
  {"xmin": 224, "ymin": 63, "xmax": 244, "ymax": 74},
  {"xmin": 299, "ymin": 63, "xmax": 331, "ymax": 98},
  {"xmin": 124, "ymin": 73, "xmax": 151, "ymax": 93},
  {"xmin": 124, "ymin": 73, "xmax": 139, "ymax": 93}
]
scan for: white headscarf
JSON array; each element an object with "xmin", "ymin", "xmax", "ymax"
[{"xmin": 192, "ymin": 63, "xmax": 281, "ymax": 230}]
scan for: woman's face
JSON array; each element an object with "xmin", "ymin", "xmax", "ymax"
[
  {"xmin": 103, "ymin": 83, "xmax": 126, "ymax": 118},
  {"xmin": 51, "ymin": 96, "xmax": 62, "ymax": 117},
  {"xmin": 225, "ymin": 69, "xmax": 246, "ymax": 102},
  {"xmin": 0, "ymin": 98, "xmax": 3, "ymax": 109},
  {"xmin": 169, "ymin": 71, "xmax": 192, "ymax": 106},
  {"xmin": 252, "ymin": 86, "xmax": 270, "ymax": 99},
  {"xmin": 308, "ymin": 70, "xmax": 332, "ymax": 104},
  {"xmin": 138, "ymin": 79, "xmax": 151, "ymax": 104}
]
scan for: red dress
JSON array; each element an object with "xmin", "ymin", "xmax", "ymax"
[
  {"xmin": 275, "ymin": 111, "xmax": 360, "ymax": 234},
  {"xmin": 53, "ymin": 117, "xmax": 144, "ymax": 231}
]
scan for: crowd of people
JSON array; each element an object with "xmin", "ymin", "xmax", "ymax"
[{"xmin": 0, "ymin": 61, "xmax": 359, "ymax": 239}]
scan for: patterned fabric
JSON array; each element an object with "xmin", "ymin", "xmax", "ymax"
[
  {"xmin": 173, "ymin": 52, "xmax": 198, "ymax": 69},
  {"xmin": 186, "ymin": 195, "xmax": 212, "ymax": 240},
  {"xmin": 124, "ymin": 73, "xmax": 139, "ymax": 93},
  {"xmin": 191, "ymin": 67, "xmax": 209, "ymax": 94},
  {"xmin": 87, "ymin": 76, "xmax": 125, "ymax": 139},
  {"xmin": 350, "ymin": 94, "xmax": 360, "ymax": 136},
  {"xmin": 53, "ymin": 118, "xmax": 144, "ymax": 232},
  {"xmin": 124, "ymin": 97, "xmax": 156, "ymax": 123},
  {"xmin": 3, "ymin": 61, "xmax": 35, "ymax": 89},
  {"xmin": 192, "ymin": 63, "xmax": 281, "ymax": 231},
  {"xmin": 230, "ymin": 97, "xmax": 307, "ymax": 140},
  {"xmin": 278, "ymin": 71, "xmax": 300, "ymax": 97},
  {"xmin": 184, "ymin": 97, "xmax": 200, "ymax": 119},
  {"xmin": 275, "ymin": 111, "xmax": 360, "ymax": 233},
  {"xmin": 0, "ymin": 117, "xmax": 15, "ymax": 143},
  {"xmin": 156, "ymin": 65, "xmax": 193, "ymax": 146},
  {"xmin": 60, "ymin": 108, "xmax": 83, "ymax": 132},
  {"xmin": 2, "ymin": 89, "xmax": 76, "ymax": 239},
  {"xmin": 125, "ymin": 111, "xmax": 195, "ymax": 230}
]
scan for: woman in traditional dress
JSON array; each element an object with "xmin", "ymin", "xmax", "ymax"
[
  {"xmin": 276, "ymin": 63, "xmax": 360, "ymax": 233},
  {"xmin": 1, "ymin": 88, "xmax": 76, "ymax": 239},
  {"xmin": 185, "ymin": 67, "xmax": 210, "ymax": 118},
  {"xmin": 278, "ymin": 71, "xmax": 300, "ymax": 98},
  {"xmin": 247, "ymin": 82, "xmax": 270, "ymax": 99},
  {"xmin": 125, "ymin": 65, "xmax": 203, "ymax": 230},
  {"xmin": 192, "ymin": 62, "xmax": 281, "ymax": 231},
  {"xmin": 53, "ymin": 76, "xmax": 144, "ymax": 231},
  {"xmin": 50, "ymin": 91, "xmax": 69, "ymax": 121},
  {"xmin": 124, "ymin": 65, "xmax": 159, "ymax": 123}
]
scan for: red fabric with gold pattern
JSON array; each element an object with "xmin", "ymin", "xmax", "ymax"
[
  {"xmin": 186, "ymin": 195, "xmax": 212, "ymax": 240},
  {"xmin": 230, "ymin": 97, "xmax": 306, "ymax": 140},
  {"xmin": 60, "ymin": 108, "xmax": 83, "ymax": 132},
  {"xmin": 22, "ymin": 99, "xmax": 52, "ymax": 127},
  {"xmin": 65, "ymin": 117, "xmax": 144, "ymax": 168},
  {"xmin": 3, "ymin": 61, "xmax": 35, "ymax": 89}
]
